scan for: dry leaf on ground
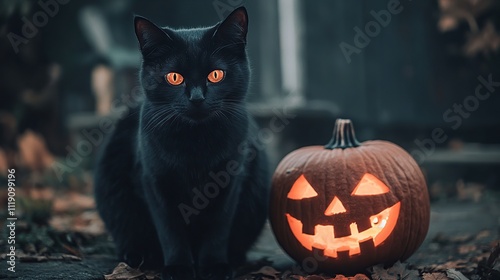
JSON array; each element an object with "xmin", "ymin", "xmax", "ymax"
[
  {"xmin": 332, "ymin": 274, "xmax": 370, "ymax": 280},
  {"xmin": 17, "ymin": 130, "xmax": 55, "ymax": 171},
  {"xmin": 371, "ymin": 261, "xmax": 420, "ymax": 280},
  {"xmin": 249, "ymin": 266, "xmax": 280, "ymax": 279},
  {"xmin": 431, "ymin": 260, "xmax": 469, "ymax": 271},
  {"xmin": 422, "ymin": 272, "xmax": 450, "ymax": 280},
  {"xmin": 104, "ymin": 262, "xmax": 160, "ymax": 280},
  {"xmin": 446, "ymin": 269, "xmax": 469, "ymax": 280},
  {"xmin": 303, "ymin": 276, "xmax": 325, "ymax": 280},
  {"xmin": 52, "ymin": 192, "xmax": 95, "ymax": 213},
  {"xmin": 458, "ymin": 244, "xmax": 477, "ymax": 255},
  {"xmin": 475, "ymin": 230, "xmax": 491, "ymax": 240}
]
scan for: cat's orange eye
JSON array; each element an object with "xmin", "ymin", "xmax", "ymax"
[
  {"xmin": 165, "ymin": 72, "xmax": 184, "ymax": 86},
  {"xmin": 207, "ymin": 70, "xmax": 225, "ymax": 83}
]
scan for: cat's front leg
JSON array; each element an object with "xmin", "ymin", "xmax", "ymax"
[
  {"xmin": 196, "ymin": 178, "xmax": 242, "ymax": 280},
  {"xmin": 142, "ymin": 176, "xmax": 196, "ymax": 280}
]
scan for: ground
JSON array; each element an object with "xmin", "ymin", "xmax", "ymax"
[{"xmin": 1, "ymin": 179, "xmax": 499, "ymax": 280}]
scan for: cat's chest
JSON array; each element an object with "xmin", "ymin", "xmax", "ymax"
[
  {"xmin": 140, "ymin": 152, "xmax": 245, "ymax": 195},
  {"xmin": 140, "ymin": 133, "xmax": 243, "ymax": 174}
]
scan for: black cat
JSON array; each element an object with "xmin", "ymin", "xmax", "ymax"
[{"xmin": 94, "ymin": 7, "xmax": 269, "ymax": 280}]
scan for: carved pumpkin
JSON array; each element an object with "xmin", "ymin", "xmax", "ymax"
[{"xmin": 270, "ymin": 119, "xmax": 430, "ymax": 274}]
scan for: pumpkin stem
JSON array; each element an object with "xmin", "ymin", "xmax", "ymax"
[{"xmin": 324, "ymin": 119, "xmax": 361, "ymax": 149}]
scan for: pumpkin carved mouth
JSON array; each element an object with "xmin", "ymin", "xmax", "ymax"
[{"xmin": 286, "ymin": 202, "xmax": 400, "ymax": 258}]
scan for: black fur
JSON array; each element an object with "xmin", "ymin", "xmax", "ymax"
[{"xmin": 94, "ymin": 7, "xmax": 269, "ymax": 280}]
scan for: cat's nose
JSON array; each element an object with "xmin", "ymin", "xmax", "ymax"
[{"xmin": 189, "ymin": 87, "xmax": 205, "ymax": 104}]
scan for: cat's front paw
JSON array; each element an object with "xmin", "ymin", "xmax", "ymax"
[
  {"xmin": 198, "ymin": 264, "xmax": 233, "ymax": 280},
  {"xmin": 161, "ymin": 265, "xmax": 195, "ymax": 280},
  {"xmin": 124, "ymin": 252, "xmax": 144, "ymax": 268},
  {"xmin": 124, "ymin": 252, "xmax": 162, "ymax": 270}
]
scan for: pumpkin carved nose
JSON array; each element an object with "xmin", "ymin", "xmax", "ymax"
[{"xmin": 324, "ymin": 196, "xmax": 346, "ymax": 216}]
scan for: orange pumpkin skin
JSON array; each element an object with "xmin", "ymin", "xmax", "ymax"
[{"xmin": 270, "ymin": 119, "xmax": 430, "ymax": 274}]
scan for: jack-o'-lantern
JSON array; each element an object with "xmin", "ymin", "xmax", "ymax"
[{"xmin": 270, "ymin": 119, "xmax": 430, "ymax": 274}]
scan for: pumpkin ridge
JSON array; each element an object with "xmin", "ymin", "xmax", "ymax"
[
  {"xmin": 396, "ymin": 144, "xmax": 429, "ymax": 258},
  {"xmin": 375, "ymin": 144, "xmax": 409, "ymax": 259},
  {"xmin": 378, "ymin": 143, "xmax": 423, "ymax": 260},
  {"xmin": 390, "ymin": 144, "xmax": 420, "ymax": 260}
]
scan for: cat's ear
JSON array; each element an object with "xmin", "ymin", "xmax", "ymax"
[
  {"xmin": 134, "ymin": 16, "xmax": 172, "ymax": 52},
  {"xmin": 212, "ymin": 7, "xmax": 248, "ymax": 45}
]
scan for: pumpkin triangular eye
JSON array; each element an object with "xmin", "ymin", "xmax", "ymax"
[
  {"xmin": 287, "ymin": 175, "xmax": 318, "ymax": 200},
  {"xmin": 351, "ymin": 173, "xmax": 390, "ymax": 196}
]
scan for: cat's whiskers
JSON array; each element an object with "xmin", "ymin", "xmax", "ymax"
[
  {"xmin": 144, "ymin": 107, "xmax": 172, "ymax": 125},
  {"xmin": 222, "ymin": 109, "xmax": 244, "ymax": 120},
  {"xmin": 221, "ymin": 102, "xmax": 247, "ymax": 119},
  {"xmin": 154, "ymin": 112, "xmax": 178, "ymax": 131},
  {"xmin": 142, "ymin": 107, "xmax": 180, "ymax": 133},
  {"xmin": 213, "ymin": 110, "xmax": 231, "ymax": 125}
]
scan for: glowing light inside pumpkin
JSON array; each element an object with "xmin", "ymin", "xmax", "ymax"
[
  {"xmin": 324, "ymin": 196, "xmax": 346, "ymax": 216},
  {"xmin": 351, "ymin": 173, "xmax": 390, "ymax": 196},
  {"xmin": 286, "ymin": 202, "xmax": 400, "ymax": 258},
  {"xmin": 287, "ymin": 175, "xmax": 318, "ymax": 200}
]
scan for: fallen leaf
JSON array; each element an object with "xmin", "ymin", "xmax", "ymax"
[
  {"xmin": 18, "ymin": 254, "xmax": 48, "ymax": 262},
  {"xmin": 29, "ymin": 187, "xmax": 55, "ymax": 200},
  {"xmin": 371, "ymin": 264, "xmax": 394, "ymax": 280},
  {"xmin": 464, "ymin": 21, "xmax": 500, "ymax": 56},
  {"xmin": 422, "ymin": 272, "xmax": 450, "ymax": 280},
  {"xmin": 104, "ymin": 262, "xmax": 148, "ymax": 280},
  {"xmin": 438, "ymin": 16, "xmax": 459, "ymax": 32},
  {"xmin": 437, "ymin": 0, "xmax": 496, "ymax": 32},
  {"xmin": 432, "ymin": 233, "xmax": 473, "ymax": 245},
  {"xmin": 371, "ymin": 262, "xmax": 419, "ymax": 280},
  {"xmin": 332, "ymin": 274, "xmax": 369, "ymax": 280},
  {"xmin": 352, "ymin": 275, "xmax": 370, "ymax": 280},
  {"xmin": 451, "ymin": 235, "xmax": 474, "ymax": 244},
  {"xmin": 45, "ymin": 253, "xmax": 82, "ymax": 261},
  {"xmin": 431, "ymin": 260, "xmax": 469, "ymax": 271},
  {"xmin": 446, "ymin": 269, "xmax": 469, "ymax": 280},
  {"xmin": 471, "ymin": 251, "xmax": 491, "ymax": 263},
  {"xmin": 52, "ymin": 192, "xmax": 95, "ymax": 213},
  {"xmin": 62, "ymin": 243, "xmax": 82, "ymax": 258},
  {"xmin": 235, "ymin": 258, "xmax": 275, "ymax": 279},
  {"xmin": 61, "ymin": 254, "xmax": 83, "ymax": 261},
  {"xmin": 250, "ymin": 266, "xmax": 280, "ymax": 279},
  {"xmin": 304, "ymin": 276, "xmax": 324, "ymax": 280},
  {"xmin": 475, "ymin": 230, "xmax": 491, "ymax": 240},
  {"xmin": 458, "ymin": 244, "xmax": 477, "ymax": 255},
  {"xmin": 17, "ymin": 130, "xmax": 55, "ymax": 171},
  {"xmin": 287, "ymin": 276, "xmax": 305, "ymax": 280}
]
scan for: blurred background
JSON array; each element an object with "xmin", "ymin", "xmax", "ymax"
[
  {"xmin": 0, "ymin": 0, "xmax": 499, "ymax": 277},
  {"xmin": 1, "ymin": 0, "xmax": 500, "ymax": 194}
]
